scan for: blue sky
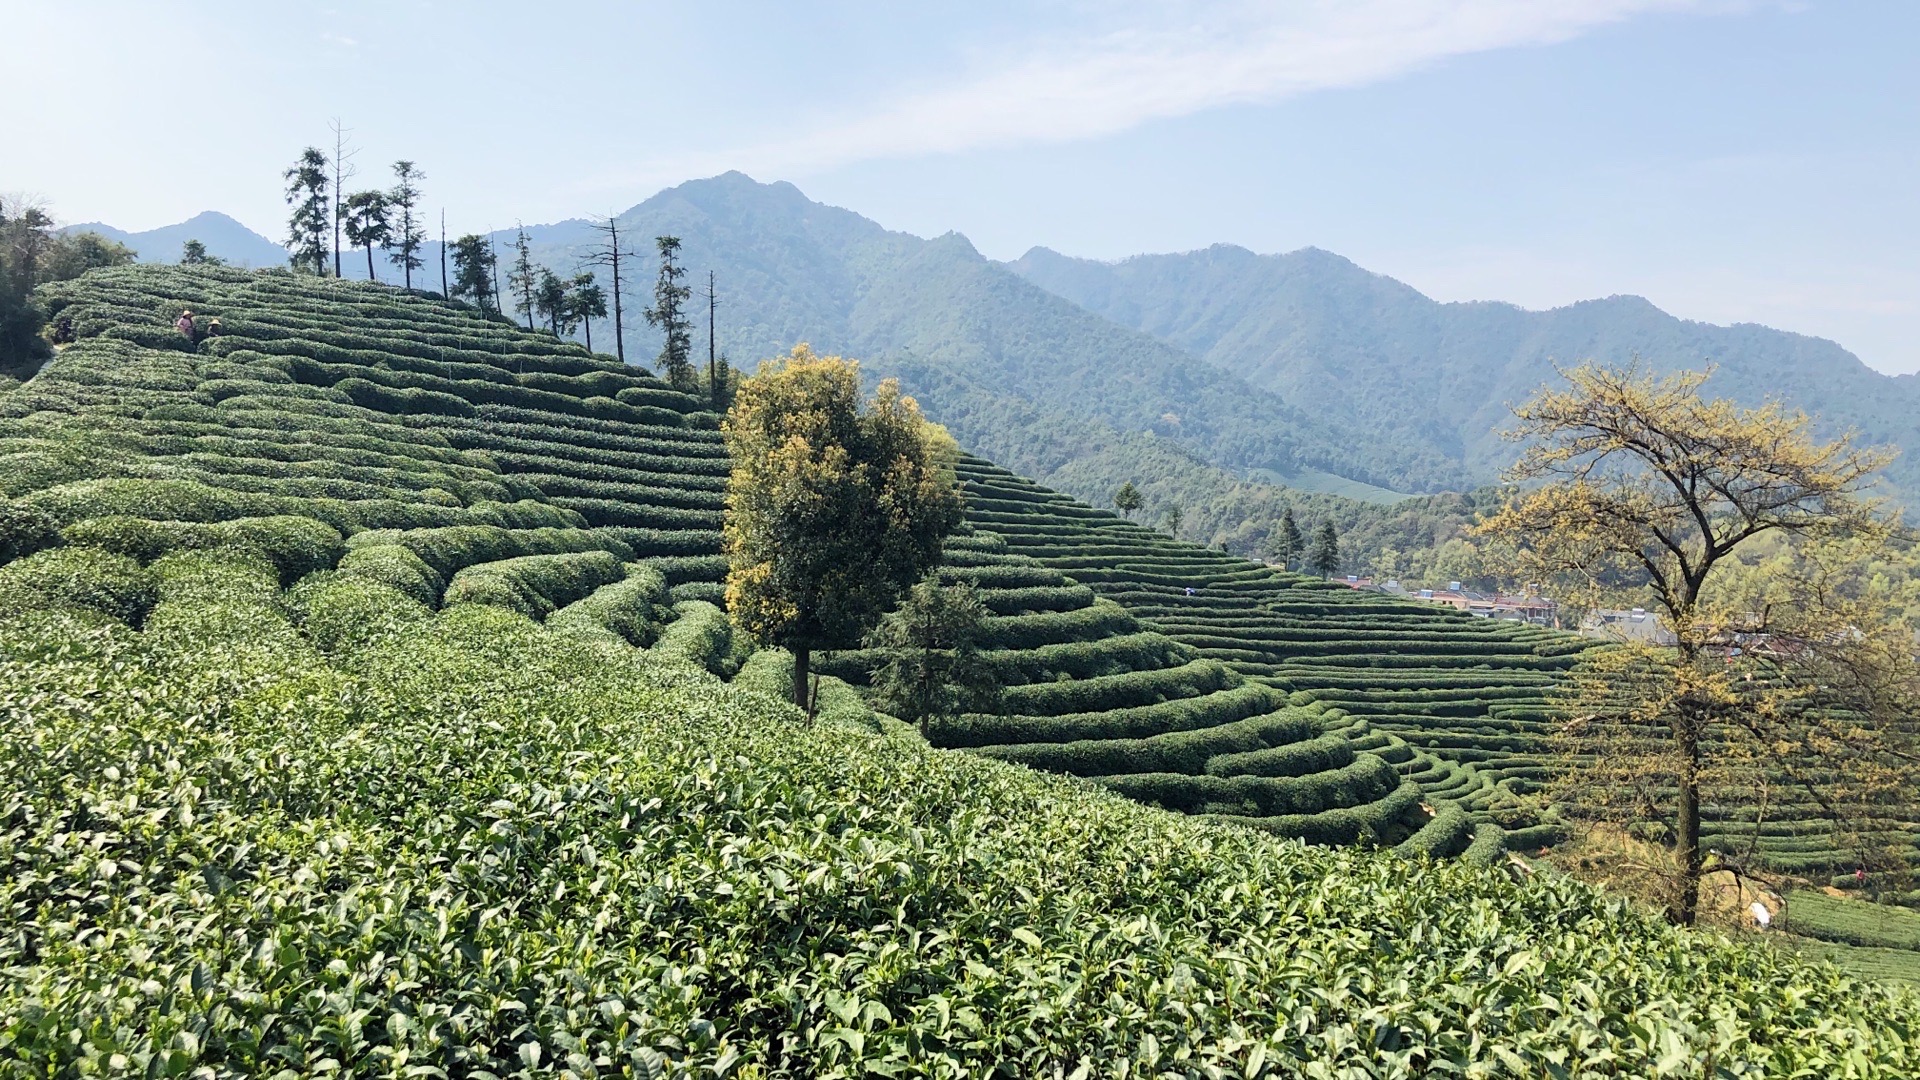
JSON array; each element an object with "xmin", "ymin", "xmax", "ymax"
[{"xmin": 7, "ymin": 1, "xmax": 1916, "ymax": 373}]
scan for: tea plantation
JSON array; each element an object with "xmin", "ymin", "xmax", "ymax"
[
  {"xmin": 957, "ymin": 460, "xmax": 1920, "ymax": 877},
  {"xmin": 4, "ymin": 265, "xmax": 1920, "ymax": 1073},
  {"xmin": 2, "ymin": 265, "xmax": 1429, "ymax": 850}
]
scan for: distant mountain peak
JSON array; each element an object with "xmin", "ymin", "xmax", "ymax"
[{"xmin": 57, "ymin": 211, "xmax": 283, "ymax": 268}]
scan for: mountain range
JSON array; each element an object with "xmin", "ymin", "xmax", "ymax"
[
  {"xmin": 76, "ymin": 174, "xmax": 1919, "ymax": 552},
  {"xmin": 1011, "ymin": 243, "xmax": 1920, "ymax": 503},
  {"xmin": 62, "ymin": 211, "xmax": 287, "ymax": 269}
]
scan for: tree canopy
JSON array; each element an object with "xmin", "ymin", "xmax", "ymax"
[
  {"xmin": 867, "ymin": 574, "xmax": 998, "ymax": 738},
  {"xmin": 447, "ymin": 234, "xmax": 498, "ymax": 316},
  {"xmin": 1477, "ymin": 364, "xmax": 1912, "ymax": 925},
  {"xmin": 645, "ymin": 235, "xmax": 693, "ymax": 389},
  {"xmin": 723, "ymin": 346, "xmax": 964, "ymax": 709}
]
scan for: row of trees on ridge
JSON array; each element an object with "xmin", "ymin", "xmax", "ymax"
[{"xmin": 280, "ymin": 131, "xmax": 733, "ymax": 408}]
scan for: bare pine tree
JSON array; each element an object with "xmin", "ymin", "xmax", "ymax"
[
  {"xmin": 579, "ymin": 214, "xmax": 640, "ymax": 365},
  {"xmin": 328, "ymin": 118, "xmax": 358, "ymax": 278}
]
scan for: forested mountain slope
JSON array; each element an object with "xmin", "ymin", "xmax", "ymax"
[
  {"xmin": 5, "ymin": 265, "xmax": 1919, "ymax": 1073},
  {"xmin": 1012, "ymin": 243, "xmax": 1920, "ymax": 503},
  {"xmin": 549, "ymin": 174, "xmax": 1456, "ymax": 493}
]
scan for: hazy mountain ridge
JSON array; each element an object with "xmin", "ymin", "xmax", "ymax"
[
  {"xmin": 526, "ymin": 174, "xmax": 1455, "ymax": 496},
  {"xmin": 61, "ymin": 211, "xmax": 287, "ymax": 269},
  {"xmin": 1011, "ymin": 243, "xmax": 1920, "ymax": 501}
]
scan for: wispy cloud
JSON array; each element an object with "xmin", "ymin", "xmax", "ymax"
[{"xmin": 587, "ymin": 0, "xmax": 1740, "ymax": 191}]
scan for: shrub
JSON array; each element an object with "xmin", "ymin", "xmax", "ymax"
[
  {"xmin": 286, "ymin": 570, "xmax": 433, "ymax": 653},
  {"xmin": 977, "ymin": 709, "xmax": 1321, "ymax": 777},
  {"xmin": 733, "ymin": 649, "xmax": 881, "ymax": 733},
  {"xmin": 0, "ymin": 546, "xmax": 155, "ymax": 624},
  {"xmin": 997, "ymin": 659, "xmax": 1235, "ymax": 717},
  {"xmin": 337, "ymin": 544, "xmax": 446, "ymax": 608},
  {"xmin": 1464, "ymin": 823, "xmax": 1508, "ymax": 865},
  {"xmin": 1399, "ymin": 805, "xmax": 1474, "ymax": 859},
  {"xmin": 442, "ymin": 550, "xmax": 627, "ymax": 619},
  {"xmin": 62, "ymin": 514, "xmax": 344, "ymax": 583},
  {"xmin": 1204, "ymin": 731, "xmax": 1355, "ymax": 779},
  {"xmin": 1101, "ymin": 754, "xmax": 1400, "ymax": 817},
  {"xmin": 546, "ymin": 565, "xmax": 671, "ymax": 647},
  {"xmin": 651, "ymin": 599, "xmax": 740, "ymax": 676},
  {"xmin": 345, "ymin": 524, "xmax": 630, "ymax": 578},
  {"xmin": 0, "ymin": 500, "xmax": 59, "ymax": 563},
  {"xmin": 934, "ymin": 684, "xmax": 1286, "ymax": 749}
]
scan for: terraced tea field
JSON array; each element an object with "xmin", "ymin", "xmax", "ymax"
[
  {"xmin": 8, "ymin": 265, "xmax": 1910, "ymax": 880},
  {"xmin": 957, "ymin": 458, "xmax": 1920, "ymax": 876},
  {"xmin": 7, "ymin": 266, "xmax": 1920, "ymax": 1071},
  {"xmin": 3, "ymin": 265, "xmax": 1423, "ymax": 850}
]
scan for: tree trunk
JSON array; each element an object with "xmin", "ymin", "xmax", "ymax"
[
  {"xmin": 610, "ymin": 224, "xmax": 625, "ymax": 365},
  {"xmin": 583, "ymin": 318, "xmax": 592, "ymax": 352},
  {"xmin": 364, "ymin": 244, "xmax": 374, "ymax": 281},
  {"xmin": 1672, "ymin": 713, "xmax": 1703, "ymax": 926},
  {"xmin": 792, "ymin": 645, "xmax": 811, "ymax": 715},
  {"xmin": 1666, "ymin": 668, "xmax": 1712, "ymax": 922}
]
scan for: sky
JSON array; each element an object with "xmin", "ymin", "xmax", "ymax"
[{"xmin": 6, "ymin": 1, "xmax": 1916, "ymax": 373}]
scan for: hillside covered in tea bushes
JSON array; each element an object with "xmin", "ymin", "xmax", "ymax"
[
  {"xmin": 949, "ymin": 460, "xmax": 1920, "ymax": 881},
  {"xmin": 0, "ymin": 264, "xmax": 1445, "ymax": 848},
  {"xmin": 4, "ymin": 265, "xmax": 1919, "ymax": 1075}
]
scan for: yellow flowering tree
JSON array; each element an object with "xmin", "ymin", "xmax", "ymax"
[{"xmin": 1476, "ymin": 364, "xmax": 1913, "ymax": 924}]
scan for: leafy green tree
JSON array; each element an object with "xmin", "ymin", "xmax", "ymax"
[
  {"xmin": 38, "ymin": 233, "xmax": 135, "ymax": 280},
  {"xmin": 448, "ymin": 234, "xmax": 498, "ymax": 315},
  {"xmin": 566, "ymin": 272, "xmax": 607, "ymax": 352},
  {"xmin": 508, "ymin": 226, "xmax": 536, "ymax": 330},
  {"xmin": 0, "ymin": 198, "xmax": 54, "ymax": 375},
  {"xmin": 340, "ymin": 191, "xmax": 390, "ymax": 280},
  {"xmin": 1308, "ymin": 520, "xmax": 1340, "ymax": 578},
  {"xmin": 180, "ymin": 239, "xmax": 223, "ymax": 266},
  {"xmin": 534, "ymin": 267, "xmax": 570, "ymax": 338},
  {"xmin": 867, "ymin": 574, "xmax": 999, "ymax": 738},
  {"xmin": 1275, "ymin": 507, "xmax": 1303, "ymax": 570},
  {"xmin": 644, "ymin": 235, "xmax": 693, "ymax": 388},
  {"xmin": 1113, "ymin": 481, "xmax": 1142, "ymax": 519},
  {"xmin": 283, "ymin": 147, "xmax": 331, "ymax": 275},
  {"xmin": 724, "ymin": 346, "xmax": 965, "ymax": 709},
  {"xmin": 386, "ymin": 161, "xmax": 426, "ymax": 290},
  {"xmin": 1162, "ymin": 504, "xmax": 1184, "ymax": 537},
  {"xmin": 1, "ymin": 199, "xmax": 136, "ymax": 376}
]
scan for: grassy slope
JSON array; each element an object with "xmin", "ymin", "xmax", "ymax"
[
  {"xmin": 16, "ymin": 264, "xmax": 1907, "ymax": 873},
  {"xmin": 7, "ymin": 567, "xmax": 1917, "ymax": 1074}
]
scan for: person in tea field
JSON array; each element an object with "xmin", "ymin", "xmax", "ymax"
[
  {"xmin": 175, "ymin": 309, "xmax": 196, "ymax": 342},
  {"xmin": 205, "ymin": 318, "xmax": 222, "ymax": 338}
]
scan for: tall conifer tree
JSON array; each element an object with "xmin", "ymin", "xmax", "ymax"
[
  {"xmin": 386, "ymin": 161, "xmax": 426, "ymax": 289},
  {"xmin": 1308, "ymin": 520, "xmax": 1341, "ymax": 578},
  {"xmin": 644, "ymin": 235, "xmax": 693, "ymax": 387},
  {"xmin": 282, "ymin": 147, "xmax": 330, "ymax": 275}
]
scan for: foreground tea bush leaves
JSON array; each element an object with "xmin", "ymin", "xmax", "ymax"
[{"xmin": 2, "ymin": 558, "xmax": 1916, "ymax": 1077}]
